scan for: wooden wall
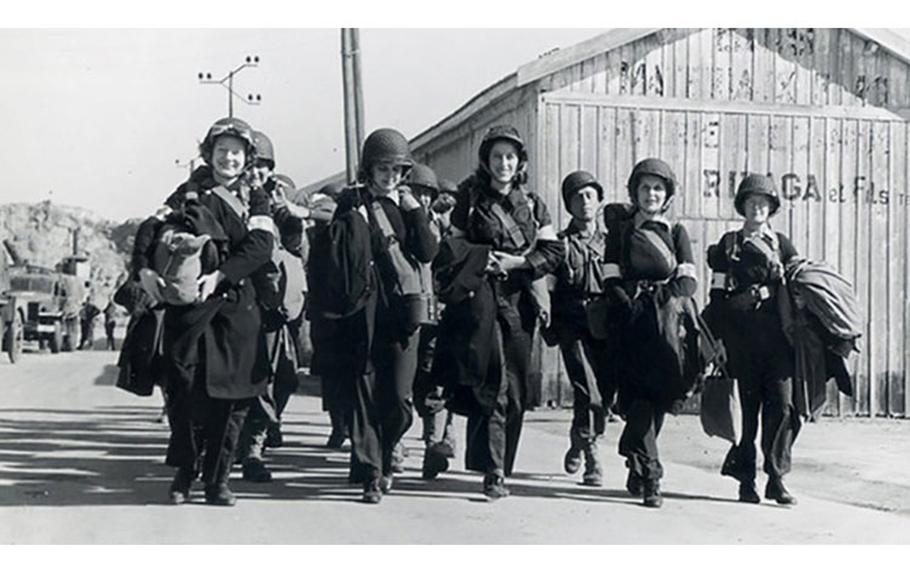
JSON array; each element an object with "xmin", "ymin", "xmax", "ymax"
[
  {"xmin": 409, "ymin": 28, "xmax": 910, "ymax": 417},
  {"xmin": 538, "ymin": 92, "xmax": 910, "ymax": 417},
  {"xmin": 541, "ymin": 29, "xmax": 910, "ymax": 110},
  {"xmin": 413, "ymin": 85, "xmax": 540, "ymax": 197}
]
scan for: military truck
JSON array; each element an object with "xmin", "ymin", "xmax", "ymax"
[{"xmin": 0, "ymin": 240, "xmax": 84, "ymax": 360}]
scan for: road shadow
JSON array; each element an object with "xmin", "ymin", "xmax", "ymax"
[
  {"xmin": 0, "ymin": 402, "xmax": 737, "ymax": 509},
  {"xmin": 93, "ymin": 364, "xmax": 119, "ymax": 386}
]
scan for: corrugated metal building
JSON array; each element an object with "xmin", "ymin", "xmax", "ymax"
[{"xmin": 312, "ymin": 28, "xmax": 910, "ymax": 418}]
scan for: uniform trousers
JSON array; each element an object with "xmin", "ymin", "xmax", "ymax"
[
  {"xmin": 558, "ymin": 330, "xmax": 615, "ymax": 446},
  {"xmin": 349, "ymin": 327, "xmax": 419, "ymax": 482},
  {"xmin": 236, "ymin": 325, "xmax": 299, "ymax": 462},
  {"xmin": 464, "ymin": 308, "xmax": 530, "ymax": 478},
  {"xmin": 617, "ymin": 394, "xmax": 665, "ymax": 482},
  {"xmin": 165, "ymin": 372, "xmax": 251, "ymax": 487},
  {"xmin": 725, "ymin": 310, "xmax": 801, "ymax": 482},
  {"xmin": 413, "ymin": 324, "xmax": 456, "ymax": 445}
]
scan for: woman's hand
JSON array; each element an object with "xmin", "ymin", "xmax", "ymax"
[
  {"xmin": 197, "ymin": 270, "xmax": 225, "ymax": 302},
  {"xmin": 272, "ymin": 184, "xmax": 310, "ymax": 219},
  {"xmin": 398, "ymin": 188, "xmax": 421, "ymax": 212}
]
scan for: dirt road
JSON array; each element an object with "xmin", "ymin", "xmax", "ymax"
[{"xmin": 0, "ymin": 349, "xmax": 908, "ymax": 544}]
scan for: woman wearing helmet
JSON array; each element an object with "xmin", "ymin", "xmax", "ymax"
[
  {"xmin": 602, "ymin": 158, "xmax": 697, "ymax": 508},
  {"xmin": 435, "ymin": 125, "xmax": 564, "ymax": 500},
  {"xmin": 704, "ymin": 174, "xmax": 800, "ymax": 506},
  {"xmin": 152, "ymin": 117, "xmax": 275, "ymax": 506},
  {"xmin": 329, "ymin": 128, "xmax": 438, "ymax": 504}
]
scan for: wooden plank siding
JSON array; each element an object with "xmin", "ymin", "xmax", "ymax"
[
  {"xmin": 407, "ymin": 28, "xmax": 910, "ymax": 416},
  {"xmin": 543, "ymin": 29, "xmax": 910, "ymax": 110},
  {"xmin": 538, "ymin": 93, "xmax": 910, "ymax": 417}
]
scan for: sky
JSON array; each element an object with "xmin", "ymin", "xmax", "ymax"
[{"xmin": 0, "ymin": 28, "xmax": 605, "ymax": 221}]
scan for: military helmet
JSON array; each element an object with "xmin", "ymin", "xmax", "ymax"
[
  {"xmin": 478, "ymin": 124, "xmax": 527, "ymax": 164},
  {"xmin": 358, "ymin": 128, "xmax": 413, "ymax": 181},
  {"xmin": 735, "ymin": 174, "xmax": 781, "ymax": 217},
  {"xmin": 408, "ymin": 163, "xmax": 439, "ymax": 199},
  {"xmin": 626, "ymin": 158, "xmax": 677, "ymax": 208},
  {"xmin": 561, "ymin": 170, "xmax": 604, "ymax": 205},
  {"xmin": 252, "ymin": 130, "xmax": 275, "ymax": 167},
  {"xmin": 438, "ymin": 178, "xmax": 459, "ymax": 197},
  {"xmin": 199, "ymin": 117, "xmax": 257, "ymax": 166}
]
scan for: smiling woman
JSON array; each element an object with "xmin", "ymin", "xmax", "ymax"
[
  {"xmin": 431, "ymin": 124, "xmax": 565, "ymax": 500},
  {"xmin": 121, "ymin": 116, "xmax": 277, "ymax": 508}
]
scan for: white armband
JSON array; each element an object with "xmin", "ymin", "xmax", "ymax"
[
  {"xmin": 603, "ymin": 263, "xmax": 622, "ymax": 279},
  {"xmin": 711, "ymin": 272, "xmax": 728, "ymax": 290},
  {"xmin": 676, "ymin": 262, "xmax": 697, "ymax": 281},
  {"xmin": 248, "ymin": 214, "xmax": 276, "ymax": 234}
]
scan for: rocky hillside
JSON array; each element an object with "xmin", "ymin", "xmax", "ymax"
[{"xmin": 0, "ymin": 201, "xmax": 139, "ymax": 306}]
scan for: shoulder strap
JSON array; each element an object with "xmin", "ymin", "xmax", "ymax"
[
  {"xmin": 637, "ymin": 227, "xmax": 678, "ymax": 273},
  {"xmin": 370, "ymin": 200, "xmax": 398, "ymax": 241},
  {"xmin": 211, "ymin": 185, "xmax": 249, "ymax": 222},
  {"xmin": 488, "ymin": 201, "xmax": 528, "ymax": 250}
]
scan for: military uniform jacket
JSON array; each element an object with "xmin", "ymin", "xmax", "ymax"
[
  {"xmin": 334, "ymin": 186, "xmax": 438, "ymax": 329},
  {"xmin": 434, "ymin": 178, "xmax": 564, "ymax": 413},
  {"xmin": 549, "ymin": 222, "xmax": 607, "ymax": 338},
  {"xmin": 704, "ymin": 228, "xmax": 797, "ymax": 336},
  {"xmin": 161, "ymin": 167, "xmax": 274, "ymax": 400},
  {"xmin": 603, "ymin": 210, "xmax": 698, "ymax": 409}
]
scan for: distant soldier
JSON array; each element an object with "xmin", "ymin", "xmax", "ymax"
[
  {"xmin": 78, "ymin": 300, "xmax": 100, "ymax": 350},
  {"xmin": 103, "ymin": 300, "xmax": 117, "ymax": 350}
]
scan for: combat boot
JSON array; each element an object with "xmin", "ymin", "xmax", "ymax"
[
  {"xmin": 765, "ymin": 476, "xmax": 797, "ymax": 505},
  {"xmin": 204, "ymin": 483, "xmax": 237, "ymax": 506},
  {"xmin": 738, "ymin": 481, "xmax": 761, "ymax": 504},
  {"xmin": 642, "ymin": 480, "xmax": 663, "ymax": 508},
  {"xmin": 421, "ymin": 442, "xmax": 450, "ymax": 480},
  {"xmin": 582, "ymin": 441, "xmax": 604, "ymax": 487},
  {"xmin": 563, "ymin": 439, "xmax": 583, "ymax": 475},
  {"xmin": 168, "ymin": 467, "xmax": 194, "ymax": 505},
  {"xmin": 362, "ymin": 478, "xmax": 382, "ymax": 504},
  {"xmin": 379, "ymin": 474, "xmax": 394, "ymax": 494},
  {"xmin": 242, "ymin": 458, "xmax": 273, "ymax": 483},
  {"xmin": 483, "ymin": 472, "xmax": 510, "ymax": 501}
]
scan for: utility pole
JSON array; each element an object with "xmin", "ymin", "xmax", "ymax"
[
  {"xmin": 175, "ymin": 158, "xmax": 196, "ymax": 179},
  {"xmin": 341, "ymin": 29, "xmax": 365, "ymax": 184},
  {"xmin": 198, "ymin": 55, "xmax": 262, "ymax": 118}
]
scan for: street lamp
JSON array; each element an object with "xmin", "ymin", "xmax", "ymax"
[{"xmin": 198, "ymin": 55, "xmax": 262, "ymax": 118}]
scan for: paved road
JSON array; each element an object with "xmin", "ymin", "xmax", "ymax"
[{"xmin": 0, "ymin": 350, "xmax": 908, "ymax": 544}]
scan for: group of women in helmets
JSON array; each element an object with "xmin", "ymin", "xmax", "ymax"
[{"xmin": 133, "ymin": 115, "xmax": 802, "ymax": 509}]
